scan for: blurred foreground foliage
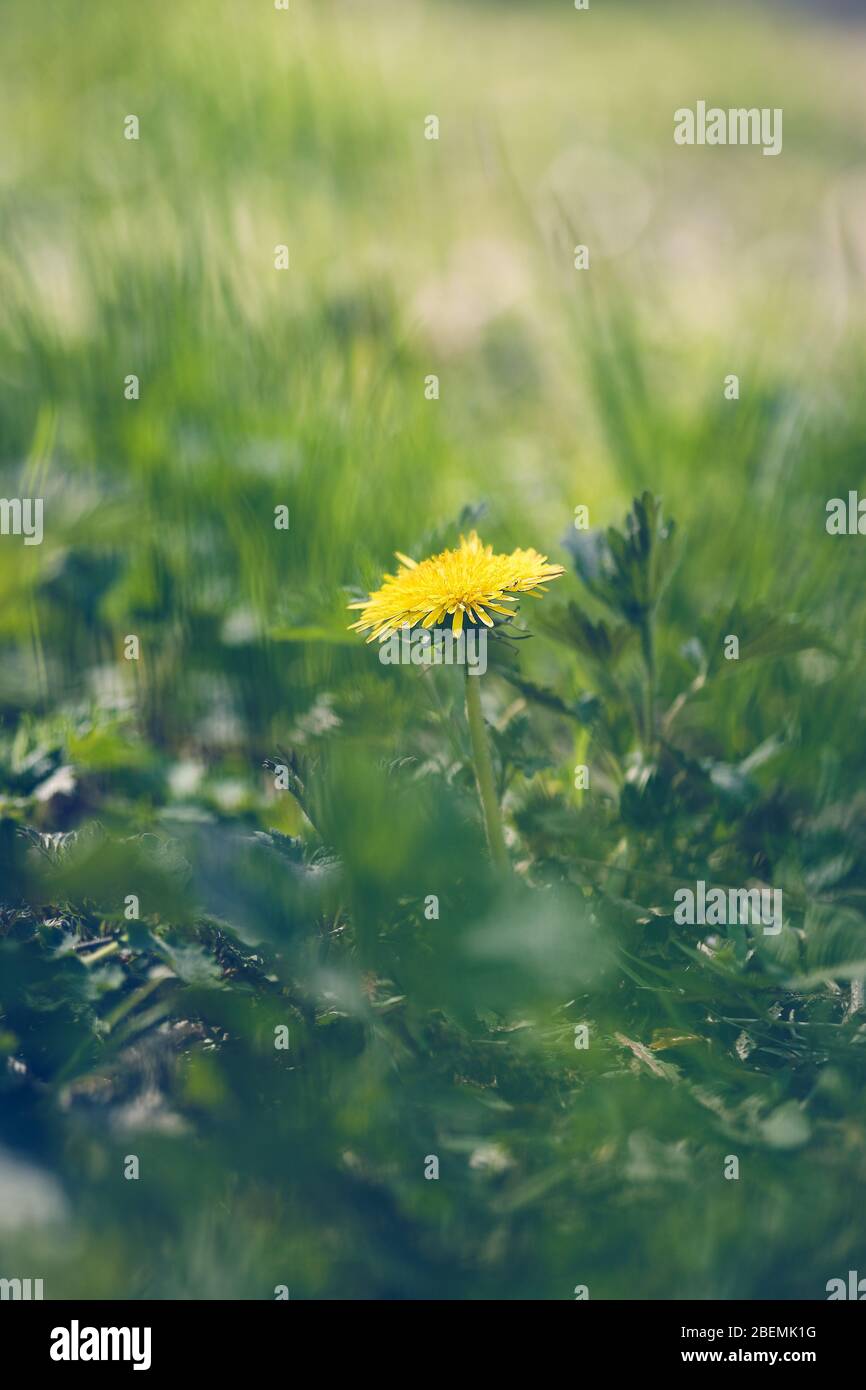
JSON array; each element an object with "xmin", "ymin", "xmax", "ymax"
[{"xmin": 2, "ymin": 488, "xmax": 866, "ymax": 1299}]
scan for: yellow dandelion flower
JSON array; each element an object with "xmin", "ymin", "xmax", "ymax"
[{"xmin": 348, "ymin": 530, "xmax": 565, "ymax": 643}]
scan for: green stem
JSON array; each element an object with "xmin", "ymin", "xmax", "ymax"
[
  {"xmin": 639, "ymin": 614, "xmax": 656, "ymax": 752},
  {"xmin": 464, "ymin": 669, "xmax": 509, "ymax": 870}
]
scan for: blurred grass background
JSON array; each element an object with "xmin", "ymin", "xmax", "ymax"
[{"xmin": 1, "ymin": 0, "xmax": 866, "ymax": 1299}]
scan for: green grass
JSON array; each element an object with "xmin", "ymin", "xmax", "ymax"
[{"xmin": 1, "ymin": 0, "xmax": 866, "ymax": 1299}]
